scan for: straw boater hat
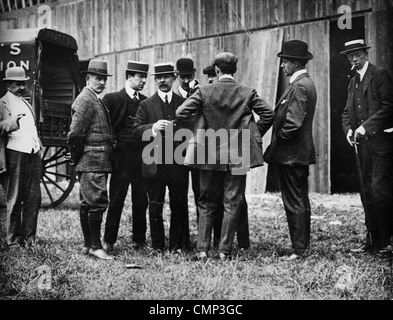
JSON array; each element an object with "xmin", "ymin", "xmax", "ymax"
[
  {"xmin": 340, "ymin": 39, "xmax": 371, "ymax": 55},
  {"xmin": 126, "ymin": 61, "xmax": 149, "ymax": 74},
  {"xmin": 150, "ymin": 63, "xmax": 176, "ymax": 76},
  {"xmin": 82, "ymin": 59, "xmax": 113, "ymax": 76},
  {"xmin": 277, "ymin": 40, "xmax": 313, "ymax": 60},
  {"xmin": 176, "ymin": 58, "xmax": 197, "ymax": 75},
  {"xmin": 2, "ymin": 67, "xmax": 30, "ymax": 81}
]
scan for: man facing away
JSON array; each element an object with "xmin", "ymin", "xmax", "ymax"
[
  {"xmin": 176, "ymin": 52, "xmax": 274, "ymax": 261},
  {"xmin": 134, "ymin": 62, "xmax": 190, "ymax": 256},
  {"xmin": 0, "ymin": 66, "xmax": 42, "ymax": 249},
  {"xmin": 102, "ymin": 61, "xmax": 150, "ymax": 253},
  {"xmin": 67, "ymin": 59, "xmax": 115, "ymax": 260},
  {"xmin": 264, "ymin": 40, "xmax": 317, "ymax": 259},
  {"xmin": 341, "ymin": 39, "xmax": 393, "ymax": 255}
]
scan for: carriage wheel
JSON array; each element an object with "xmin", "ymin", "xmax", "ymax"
[{"xmin": 40, "ymin": 146, "xmax": 77, "ymax": 208}]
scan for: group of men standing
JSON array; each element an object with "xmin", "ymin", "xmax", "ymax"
[{"xmin": 0, "ymin": 38, "xmax": 392, "ymax": 261}]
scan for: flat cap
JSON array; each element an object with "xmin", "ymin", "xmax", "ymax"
[
  {"xmin": 211, "ymin": 52, "xmax": 238, "ymax": 68},
  {"xmin": 202, "ymin": 64, "xmax": 216, "ymax": 75}
]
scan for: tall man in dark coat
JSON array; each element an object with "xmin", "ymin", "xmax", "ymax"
[
  {"xmin": 67, "ymin": 59, "xmax": 115, "ymax": 260},
  {"xmin": 102, "ymin": 61, "xmax": 149, "ymax": 252},
  {"xmin": 134, "ymin": 63, "xmax": 190, "ymax": 255},
  {"xmin": 341, "ymin": 39, "xmax": 393, "ymax": 255},
  {"xmin": 264, "ymin": 40, "xmax": 317, "ymax": 259},
  {"xmin": 176, "ymin": 52, "xmax": 274, "ymax": 261}
]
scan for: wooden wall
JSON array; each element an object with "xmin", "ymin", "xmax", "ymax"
[{"xmin": 1, "ymin": 0, "xmax": 392, "ymax": 194}]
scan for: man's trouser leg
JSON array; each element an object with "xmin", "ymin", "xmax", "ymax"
[
  {"xmin": 79, "ymin": 172, "xmax": 109, "ymax": 250},
  {"xmin": 277, "ymin": 165, "xmax": 311, "ymax": 255}
]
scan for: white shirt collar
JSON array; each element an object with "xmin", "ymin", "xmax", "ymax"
[
  {"xmin": 157, "ymin": 89, "xmax": 173, "ymax": 103},
  {"xmin": 125, "ymin": 83, "xmax": 138, "ymax": 99},
  {"xmin": 357, "ymin": 61, "xmax": 369, "ymax": 81},
  {"xmin": 219, "ymin": 75, "xmax": 234, "ymax": 80},
  {"xmin": 178, "ymin": 86, "xmax": 189, "ymax": 99},
  {"xmin": 289, "ymin": 69, "xmax": 307, "ymax": 84}
]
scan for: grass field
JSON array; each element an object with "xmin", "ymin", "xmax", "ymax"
[{"xmin": 0, "ymin": 182, "xmax": 392, "ymax": 301}]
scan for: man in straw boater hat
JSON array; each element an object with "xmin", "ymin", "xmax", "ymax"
[
  {"xmin": 264, "ymin": 40, "xmax": 317, "ymax": 260},
  {"xmin": 102, "ymin": 61, "xmax": 150, "ymax": 254},
  {"xmin": 133, "ymin": 62, "xmax": 190, "ymax": 256},
  {"xmin": 0, "ymin": 67, "xmax": 42, "ymax": 250},
  {"xmin": 176, "ymin": 52, "xmax": 274, "ymax": 261},
  {"xmin": 67, "ymin": 59, "xmax": 116, "ymax": 260},
  {"xmin": 341, "ymin": 39, "xmax": 393, "ymax": 256}
]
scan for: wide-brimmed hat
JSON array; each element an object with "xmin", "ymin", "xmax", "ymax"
[
  {"xmin": 82, "ymin": 59, "xmax": 112, "ymax": 76},
  {"xmin": 340, "ymin": 39, "xmax": 371, "ymax": 55},
  {"xmin": 126, "ymin": 61, "xmax": 149, "ymax": 74},
  {"xmin": 277, "ymin": 40, "xmax": 313, "ymax": 60},
  {"xmin": 176, "ymin": 58, "xmax": 197, "ymax": 75},
  {"xmin": 2, "ymin": 67, "xmax": 30, "ymax": 81},
  {"xmin": 150, "ymin": 63, "xmax": 176, "ymax": 76},
  {"xmin": 203, "ymin": 64, "xmax": 216, "ymax": 76},
  {"xmin": 211, "ymin": 52, "xmax": 238, "ymax": 68}
]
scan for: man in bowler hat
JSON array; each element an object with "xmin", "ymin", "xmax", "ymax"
[
  {"xmin": 176, "ymin": 52, "xmax": 274, "ymax": 260},
  {"xmin": 0, "ymin": 67, "xmax": 42, "ymax": 249},
  {"xmin": 67, "ymin": 59, "xmax": 115, "ymax": 260},
  {"xmin": 264, "ymin": 40, "xmax": 317, "ymax": 259},
  {"xmin": 102, "ymin": 61, "xmax": 150, "ymax": 253},
  {"xmin": 174, "ymin": 58, "xmax": 199, "ymax": 99},
  {"xmin": 133, "ymin": 62, "xmax": 190, "ymax": 255},
  {"xmin": 341, "ymin": 39, "xmax": 393, "ymax": 255}
]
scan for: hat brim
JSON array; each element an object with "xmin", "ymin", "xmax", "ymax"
[
  {"xmin": 2, "ymin": 76, "xmax": 30, "ymax": 81},
  {"xmin": 149, "ymin": 71, "xmax": 176, "ymax": 76},
  {"xmin": 340, "ymin": 46, "xmax": 371, "ymax": 55},
  {"xmin": 277, "ymin": 52, "xmax": 314, "ymax": 60},
  {"xmin": 81, "ymin": 70, "xmax": 113, "ymax": 77}
]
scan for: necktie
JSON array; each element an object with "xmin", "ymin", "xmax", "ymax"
[
  {"xmin": 355, "ymin": 73, "xmax": 360, "ymax": 88},
  {"xmin": 165, "ymin": 95, "xmax": 169, "ymax": 104},
  {"xmin": 133, "ymin": 91, "xmax": 138, "ymax": 102}
]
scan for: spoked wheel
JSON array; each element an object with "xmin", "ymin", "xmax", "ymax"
[{"xmin": 40, "ymin": 146, "xmax": 77, "ymax": 208}]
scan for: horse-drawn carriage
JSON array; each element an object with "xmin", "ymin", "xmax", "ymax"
[{"xmin": 0, "ymin": 28, "xmax": 82, "ymax": 208}]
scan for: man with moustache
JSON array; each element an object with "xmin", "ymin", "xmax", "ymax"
[
  {"xmin": 102, "ymin": 61, "xmax": 150, "ymax": 253},
  {"xmin": 67, "ymin": 59, "xmax": 115, "ymax": 260},
  {"xmin": 264, "ymin": 40, "xmax": 317, "ymax": 259},
  {"xmin": 341, "ymin": 39, "xmax": 393, "ymax": 255},
  {"xmin": 134, "ymin": 63, "xmax": 190, "ymax": 255},
  {"xmin": 0, "ymin": 67, "xmax": 42, "ymax": 249}
]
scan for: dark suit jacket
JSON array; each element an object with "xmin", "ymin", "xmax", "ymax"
[
  {"xmin": 102, "ymin": 88, "xmax": 147, "ymax": 146},
  {"xmin": 175, "ymin": 77, "xmax": 274, "ymax": 172},
  {"xmin": 67, "ymin": 87, "xmax": 114, "ymax": 172},
  {"xmin": 342, "ymin": 63, "xmax": 393, "ymax": 139},
  {"xmin": 264, "ymin": 72, "xmax": 317, "ymax": 166},
  {"xmin": 133, "ymin": 92, "xmax": 185, "ymax": 178}
]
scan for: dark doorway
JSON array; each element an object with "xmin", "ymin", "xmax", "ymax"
[{"xmin": 330, "ymin": 16, "xmax": 365, "ymax": 193}]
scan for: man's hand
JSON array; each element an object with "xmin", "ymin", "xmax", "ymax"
[
  {"xmin": 354, "ymin": 125, "xmax": 366, "ymax": 142},
  {"xmin": 346, "ymin": 129, "xmax": 354, "ymax": 146},
  {"xmin": 152, "ymin": 120, "xmax": 172, "ymax": 135}
]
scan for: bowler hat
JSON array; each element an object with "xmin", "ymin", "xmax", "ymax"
[
  {"xmin": 126, "ymin": 61, "xmax": 149, "ymax": 74},
  {"xmin": 176, "ymin": 58, "xmax": 197, "ymax": 75},
  {"xmin": 203, "ymin": 64, "xmax": 216, "ymax": 76},
  {"xmin": 2, "ymin": 67, "xmax": 30, "ymax": 81},
  {"xmin": 150, "ymin": 63, "xmax": 176, "ymax": 76},
  {"xmin": 211, "ymin": 52, "xmax": 238, "ymax": 68},
  {"xmin": 82, "ymin": 59, "xmax": 113, "ymax": 76},
  {"xmin": 277, "ymin": 40, "xmax": 313, "ymax": 60},
  {"xmin": 340, "ymin": 39, "xmax": 371, "ymax": 55}
]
